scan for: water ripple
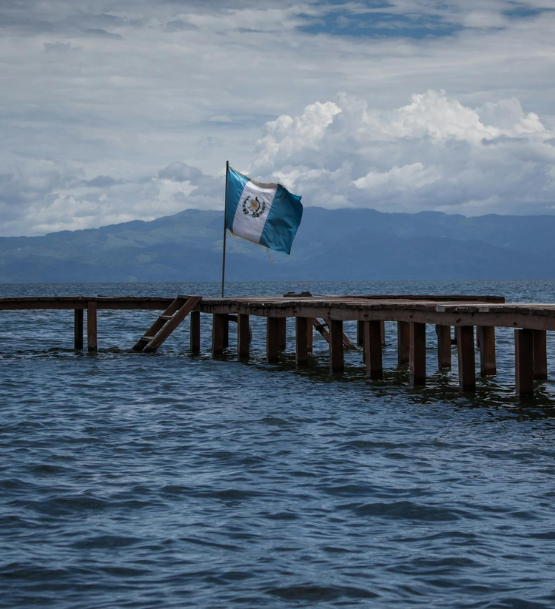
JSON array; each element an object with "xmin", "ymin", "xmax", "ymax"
[{"xmin": 2, "ymin": 280, "xmax": 555, "ymax": 607}]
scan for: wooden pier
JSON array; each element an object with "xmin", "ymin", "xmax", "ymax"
[{"xmin": 1, "ymin": 292, "xmax": 553, "ymax": 398}]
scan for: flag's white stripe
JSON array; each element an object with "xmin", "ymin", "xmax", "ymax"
[{"xmin": 231, "ymin": 181, "xmax": 277, "ymax": 245}]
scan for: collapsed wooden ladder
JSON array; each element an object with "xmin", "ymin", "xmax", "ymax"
[
  {"xmin": 133, "ymin": 295, "xmax": 202, "ymax": 353},
  {"xmin": 313, "ymin": 319, "xmax": 357, "ymax": 350}
]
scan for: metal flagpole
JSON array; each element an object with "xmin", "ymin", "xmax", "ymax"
[{"xmin": 221, "ymin": 160, "xmax": 229, "ymax": 298}]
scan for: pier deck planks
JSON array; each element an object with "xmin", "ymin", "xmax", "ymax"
[
  {"xmin": 5, "ymin": 294, "xmax": 555, "ymax": 334},
  {"xmin": 5, "ymin": 294, "xmax": 555, "ymax": 333}
]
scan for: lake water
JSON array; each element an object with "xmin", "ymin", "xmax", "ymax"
[{"xmin": 2, "ymin": 280, "xmax": 555, "ymax": 608}]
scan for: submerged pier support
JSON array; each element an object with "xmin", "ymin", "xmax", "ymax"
[
  {"xmin": 74, "ymin": 309, "xmax": 84, "ymax": 350},
  {"xmin": 190, "ymin": 311, "xmax": 201, "ymax": 354},
  {"xmin": 87, "ymin": 302, "xmax": 97, "ymax": 352},
  {"xmin": 397, "ymin": 321, "xmax": 410, "ymax": 367},
  {"xmin": 237, "ymin": 314, "xmax": 250, "ymax": 360},
  {"xmin": 457, "ymin": 326, "xmax": 476, "ymax": 391},
  {"xmin": 410, "ymin": 322, "xmax": 426, "ymax": 386},
  {"xmin": 295, "ymin": 317, "xmax": 309, "ymax": 367},
  {"xmin": 364, "ymin": 320, "xmax": 383, "ymax": 379},
  {"xmin": 478, "ymin": 326, "xmax": 496, "ymax": 376},
  {"xmin": 222, "ymin": 315, "xmax": 229, "ymax": 349},
  {"xmin": 329, "ymin": 319, "xmax": 344, "ymax": 373},
  {"xmin": 533, "ymin": 330, "xmax": 548, "ymax": 381},
  {"xmin": 212, "ymin": 313, "xmax": 227, "ymax": 356},
  {"xmin": 515, "ymin": 329, "xmax": 534, "ymax": 398},
  {"xmin": 357, "ymin": 321, "xmax": 364, "ymax": 348},
  {"xmin": 267, "ymin": 317, "xmax": 281, "ymax": 363},
  {"xmin": 436, "ymin": 324, "xmax": 451, "ymax": 370},
  {"xmin": 277, "ymin": 318, "xmax": 287, "ymax": 352}
]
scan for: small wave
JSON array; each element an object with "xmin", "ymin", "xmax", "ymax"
[
  {"xmin": 346, "ymin": 500, "xmax": 465, "ymax": 522},
  {"xmin": 267, "ymin": 583, "xmax": 378, "ymax": 602},
  {"xmin": 72, "ymin": 535, "xmax": 140, "ymax": 549}
]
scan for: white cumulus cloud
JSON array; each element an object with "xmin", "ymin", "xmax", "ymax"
[{"xmin": 250, "ymin": 90, "xmax": 555, "ymax": 215}]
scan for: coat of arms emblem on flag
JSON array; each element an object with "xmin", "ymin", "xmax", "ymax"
[{"xmin": 225, "ymin": 165, "xmax": 303, "ymax": 255}]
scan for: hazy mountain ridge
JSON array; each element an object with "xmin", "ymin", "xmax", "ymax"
[{"xmin": 0, "ymin": 207, "xmax": 554, "ymax": 282}]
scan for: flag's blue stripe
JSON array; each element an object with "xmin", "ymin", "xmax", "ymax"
[
  {"xmin": 225, "ymin": 167, "xmax": 249, "ymax": 229},
  {"xmin": 259, "ymin": 185, "xmax": 303, "ymax": 255}
]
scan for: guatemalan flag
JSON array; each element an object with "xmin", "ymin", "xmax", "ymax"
[{"xmin": 225, "ymin": 166, "xmax": 303, "ymax": 255}]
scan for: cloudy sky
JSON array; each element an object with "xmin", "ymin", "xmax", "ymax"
[{"xmin": 1, "ymin": 0, "xmax": 555, "ymax": 236}]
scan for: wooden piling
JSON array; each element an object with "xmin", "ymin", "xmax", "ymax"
[
  {"xmin": 222, "ymin": 315, "xmax": 229, "ymax": 349},
  {"xmin": 364, "ymin": 320, "xmax": 382, "ymax": 379},
  {"xmin": 329, "ymin": 319, "xmax": 344, "ymax": 373},
  {"xmin": 74, "ymin": 309, "xmax": 84, "ymax": 350},
  {"xmin": 515, "ymin": 329, "xmax": 534, "ymax": 397},
  {"xmin": 380, "ymin": 320, "xmax": 386, "ymax": 347},
  {"xmin": 436, "ymin": 325, "xmax": 451, "ymax": 370},
  {"xmin": 306, "ymin": 318, "xmax": 314, "ymax": 353},
  {"xmin": 277, "ymin": 317, "xmax": 287, "ymax": 352},
  {"xmin": 397, "ymin": 321, "xmax": 410, "ymax": 367},
  {"xmin": 267, "ymin": 317, "xmax": 280, "ymax": 363},
  {"xmin": 190, "ymin": 310, "xmax": 200, "ymax": 354},
  {"xmin": 478, "ymin": 326, "xmax": 496, "ymax": 376},
  {"xmin": 357, "ymin": 321, "xmax": 364, "ymax": 347},
  {"xmin": 295, "ymin": 317, "xmax": 309, "ymax": 367},
  {"xmin": 456, "ymin": 326, "xmax": 476, "ymax": 391},
  {"xmin": 212, "ymin": 313, "xmax": 226, "ymax": 356},
  {"xmin": 533, "ymin": 329, "xmax": 548, "ymax": 381},
  {"xmin": 237, "ymin": 314, "xmax": 250, "ymax": 360},
  {"xmin": 410, "ymin": 322, "xmax": 426, "ymax": 386},
  {"xmin": 87, "ymin": 301, "xmax": 97, "ymax": 352}
]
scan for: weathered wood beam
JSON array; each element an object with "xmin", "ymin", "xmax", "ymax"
[
  {"xmin": 74, "ymin": 309, "xmax": 84, "ymax": 350},
  {"xmin": 237, "ymin": 314, "xmax": 250, "ymax": 360},
  {"xmin": 515, "ymin": 329, "xmax": 534, "ymax": 398},
  {"xmin": 222, "ymin": 315, "xmax": 229, "ymax": 349},
  {"xmin": 267, "ymin": 317, "xmax": 280, "ymax": 363},
  {"xmin": 277, "ymin": 317, "xmax": 287, "ymax": 352},
  {"xmin": 478, "ymin": 326, "xmax": 496, "ymax": 376},
  {"xmin": 306, "ymin": 317, "xmax": 314, "ymax": 353},
  {"xmin": 329, "ymin": 319, "xmax": 344, "ymax": 373},
  {"xmin": 533, "ymin": 329, "xmax": 548, "ymax": 381},
  {"xmin": 357, "ymin": 321, "xmax": 364, "ymax": 347},
  {"xmin": 295, "ymin": 317, "xmax": 309, "ymax": 367},
  {"xmin": 410, "ymin": 322, "xmax": 426, "ymax": 386},
  {"xmin": 87, "ymin": 301, "xmax": 97, "ymax": 352},
  {"xmin": 190, "ymin": 311, "xmax": 200, "ymax": 354},
  {"xmin": 212, "ymin": 313, "xmax": 226, "ymax": 356},
  {"xmin": 436, "ymin": 325, "xmax": 451, "ymax": 370},
  {"xmin": 200, "ymin": 303, "xmax": 555, "ymax": 332},
  {"xmin": 456, "ymin": 326, "xmax": 476, "ymax": 391},
  {"xmin": 364, "ymin": 320, "xmax": 382, "ymax": 379},
  {"xmin": 0, "ymin": 293, "xmax": 505, "ymax": 311},
  {"xmin": 397, "ymin": 321, "xmax": 410, "ymax": 367}
]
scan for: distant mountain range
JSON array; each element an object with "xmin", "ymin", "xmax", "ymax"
[{"xmin": 1, "ymin": 207, "xmax": 555, "ymax": 282}]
